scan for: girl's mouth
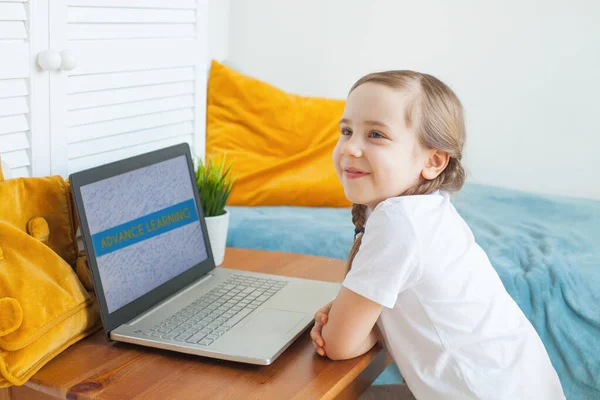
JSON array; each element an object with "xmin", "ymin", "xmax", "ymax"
[{"xmin": 343, "ymin": 167, "xmax": 369, "ymax": 179}]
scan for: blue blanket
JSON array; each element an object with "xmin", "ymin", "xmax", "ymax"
[{"xmin": 227, "ymin": 183, "xmax": 600, "ymax": 399}]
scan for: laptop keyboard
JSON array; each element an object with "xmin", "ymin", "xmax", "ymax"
[{"xmin": 143, "ymin": 274, "xmax": 288, "ymax": 347}]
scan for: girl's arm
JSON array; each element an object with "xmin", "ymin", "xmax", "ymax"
[{"xmin": 321, "ymin": 287, "xmax": 384, "ymax": 360}]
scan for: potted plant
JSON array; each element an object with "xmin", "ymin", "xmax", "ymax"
[{"xmin": 195, "ymin": 154, "xmax": 235, "ymax": 265}]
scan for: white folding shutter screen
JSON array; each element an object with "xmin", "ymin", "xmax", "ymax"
[
  {"xmin": 0, "ymin": 0, "xmax": 31, "ymax": 178},
  {"xmin": 49, "ymin": 0, "xmax": 208, "ymax": 176}
]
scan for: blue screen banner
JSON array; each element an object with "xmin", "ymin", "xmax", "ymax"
[{"xmin": 91, "ymin": 199, "xmax": 199, "ymax": 257}]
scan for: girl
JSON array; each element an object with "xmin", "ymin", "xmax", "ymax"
[{"xmin": 310, "ymin": 71, "xmax": 565, "ymax": 399}]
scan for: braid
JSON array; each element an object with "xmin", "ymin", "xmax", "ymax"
[
  {"xmin": 347, "ymin": 202, "xmax": 388, "ymax": 348},
  {"xmin": 346, "ymin": 203, "xmax": 367, "ymax": 273},
  {"xmin": 441, "ymin": 157, "xmax": 466, "ymax": 192},
  {"xmin": 351, "ymin": 203, "xmax": 367, "ymax": 231}
]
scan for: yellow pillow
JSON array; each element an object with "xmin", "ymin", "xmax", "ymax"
[
  {"xmin": 0, "ymin": 170, "xmax": 101, "ymax": 387},
  {"xmin": 206, "ymin": 60, "xmax": 350, "ymax": 207}
]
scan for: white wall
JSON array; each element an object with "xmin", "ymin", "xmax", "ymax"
[
  {"xmin": 226, "ymin": 0, "xmax": 600, "ymax": 200},
  {"xmin": 208, "ymin": 0, "xmax": 230, "ymax": 61}
]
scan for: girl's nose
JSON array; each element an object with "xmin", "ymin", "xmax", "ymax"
[{"xmin": 343, "ymin": 138, "xmax": 363, "ymax": 158}]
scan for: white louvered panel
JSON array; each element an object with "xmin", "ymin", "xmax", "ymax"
[
  {"xmin": 0, "ymin": 44, "xmax": 28, "ymax": 78},
  {"xmin": 67, "ymin": 65, "xmax": 196, "ymax": 148},
  {"xmin": 0, "ymin": 78, "xmax": 27, "ymax": 98},
  {"xmin": 0, "ymin": 3, "xmax": 26, "ymax": 19},
  {"xmin": 1, "ymin": 149, "xmax": 29, "ymax": 168},
  {"xmin": 0, "ymin": 2, "xmax": 27, "ymax": 42},
  {"xmin": 69, "ymin": 8, "xmax": 195, "ymax": 23},
  {"xmin": 49, "ymin": 0, "xmax": 207, "ymax": 177},
  {"xmin": 69, "ymin": 109, "xmax": 194, "ymax": 143},
  {"xmin": 69, "ymin": 81, "xmax": 194, "ymax": 110},
  {"xmin": 0, "ymin": 79, "xmax": 29, "ymax": 161},
  {"xmin": 69, "ymin": 121, "xmax": 193, "ymax": 158},
  {"xmin": 68, "ymin": 67, "xmax": 194, "ymax": 94},
  {"xmin": 10, "ymin": 166, "xmax": 29, "ymax": 178},
  {"xmin": 0, "ymin": 0, "xmax": 31, "ymax": 176},
  {"xmin": 69, "ymin": 24, "xmax": 196, "ymax": 40},
  {"xmin": 68, "ymin": 134, "xmax": 193, "ymax": 172},
  {"xmin": 0, "ymin": 97, "xmax": 30, "ymax": 175},
  {"xmin": 0, "ymin": 132, "xmax": 28, "ymax": 152},
  {"xmin": 0, "ymin": 22, "xmax": 26, "ymax": 40},
  {"xmin": 0, "ymin": 114, "xmax": 28, "ymax": 135},
  {"xmin": 0, "ymin": 96, "xmax": 28, "ymax": 117},
  {"xmin": 69, "ymin": 95, "xmax": 194, "ymax": 126},
  {"xmin": 67, "ymin": 40, "xmax": 201, "ymax": 75},
  {"xmin": 67, "ymin": 2, "xmax": 196, "ymax": 41},
  {"xmin": 68, "ymin": 0, "xmax": 196, "ymax": 9}
]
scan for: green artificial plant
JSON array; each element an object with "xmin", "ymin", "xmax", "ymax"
[{"xmin": 195, "ymin": 154, "xmax": 235, "ymax": 217}]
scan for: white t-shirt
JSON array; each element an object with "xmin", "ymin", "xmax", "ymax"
[{"xmin": 343, "ymin": 191, "xmax": 565, "ymax": 400}]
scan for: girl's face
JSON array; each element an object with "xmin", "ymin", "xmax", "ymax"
[{"xmin": 332, "ymin": 82, "xmax": 431, "ymax": 210}]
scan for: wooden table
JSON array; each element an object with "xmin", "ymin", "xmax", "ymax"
[{"xmin": 1, "ymin": 248, "xmax": 391, "ymax": 400}]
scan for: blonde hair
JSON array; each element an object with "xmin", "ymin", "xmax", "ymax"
[{"xmin": 346, "ymin": 70, "xmax": 466, "ymax": 272}]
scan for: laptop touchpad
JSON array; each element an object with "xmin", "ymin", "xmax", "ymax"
[{"xmin": 239, "ymin": 309, "xmax": 307, "ymax": 335}]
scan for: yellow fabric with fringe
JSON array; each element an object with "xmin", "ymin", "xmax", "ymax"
[
  {"xmin": 206, "ymin": 60, "xmax": 351, "ymax": 207},
  {"xmin": 0, "ymin": 162, "xmax": 101, "ymax": 388}
]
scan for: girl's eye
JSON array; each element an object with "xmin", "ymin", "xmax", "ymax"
[
  {"xmin": 369, "ymin": 131, "xmax": 385, "ymax": 139},
  {"xmin": 341, "ymin": 127, "xmax": 352, "ymax": 136}
]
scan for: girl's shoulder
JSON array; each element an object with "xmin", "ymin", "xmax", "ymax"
[
  {"xmin": 364, "ymin": 192, "xmax": 447, "ymax": 241},
  {"xmin": 369, "ymin": 191, "xmax": 473, "ymax": 269},
  {"xmin": 369, "ymin": 190, "xmax": 465, "ymax": 241},
  {"xmin": 373, "ymin": 190, "xmax": 449, "ymax": 219}
]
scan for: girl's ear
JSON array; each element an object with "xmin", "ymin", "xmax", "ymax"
[{"xmin": 422, "ymin": 150, "xmax": 449, "ymax": 181}]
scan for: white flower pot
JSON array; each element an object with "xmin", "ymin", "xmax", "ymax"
[{"xmin": 204, "ymin": 209, "xmax": 229, "ymax": 266}]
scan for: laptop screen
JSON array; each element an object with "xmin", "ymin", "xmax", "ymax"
[{"xmin": 79, "ymin": 155, "xmax": 208, "ymax": 314}]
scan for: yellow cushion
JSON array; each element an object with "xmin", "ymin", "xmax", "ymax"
[
  {"xmin": 206, "ymin": 60, "xmax": 350, "ymax": 207},
  {"xmin": 0, "ymin": 170, "xmax": 101, "ymax": 387},
  {"xmin": 0, "ymin": 221, "xmax": 92, "ymax": 351},
  {"xmin": 0, "ymin": 176, "xmax": 78, "ymax": 266}
]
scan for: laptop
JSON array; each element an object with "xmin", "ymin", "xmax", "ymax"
[{"xmin": 70, "ymin": 143, "xmax": 340, "ymax": 365}]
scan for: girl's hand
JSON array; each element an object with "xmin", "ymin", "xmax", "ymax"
[{"xmin": 310, "ymin": 301, "xmax": 333, "ymax": 357}]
